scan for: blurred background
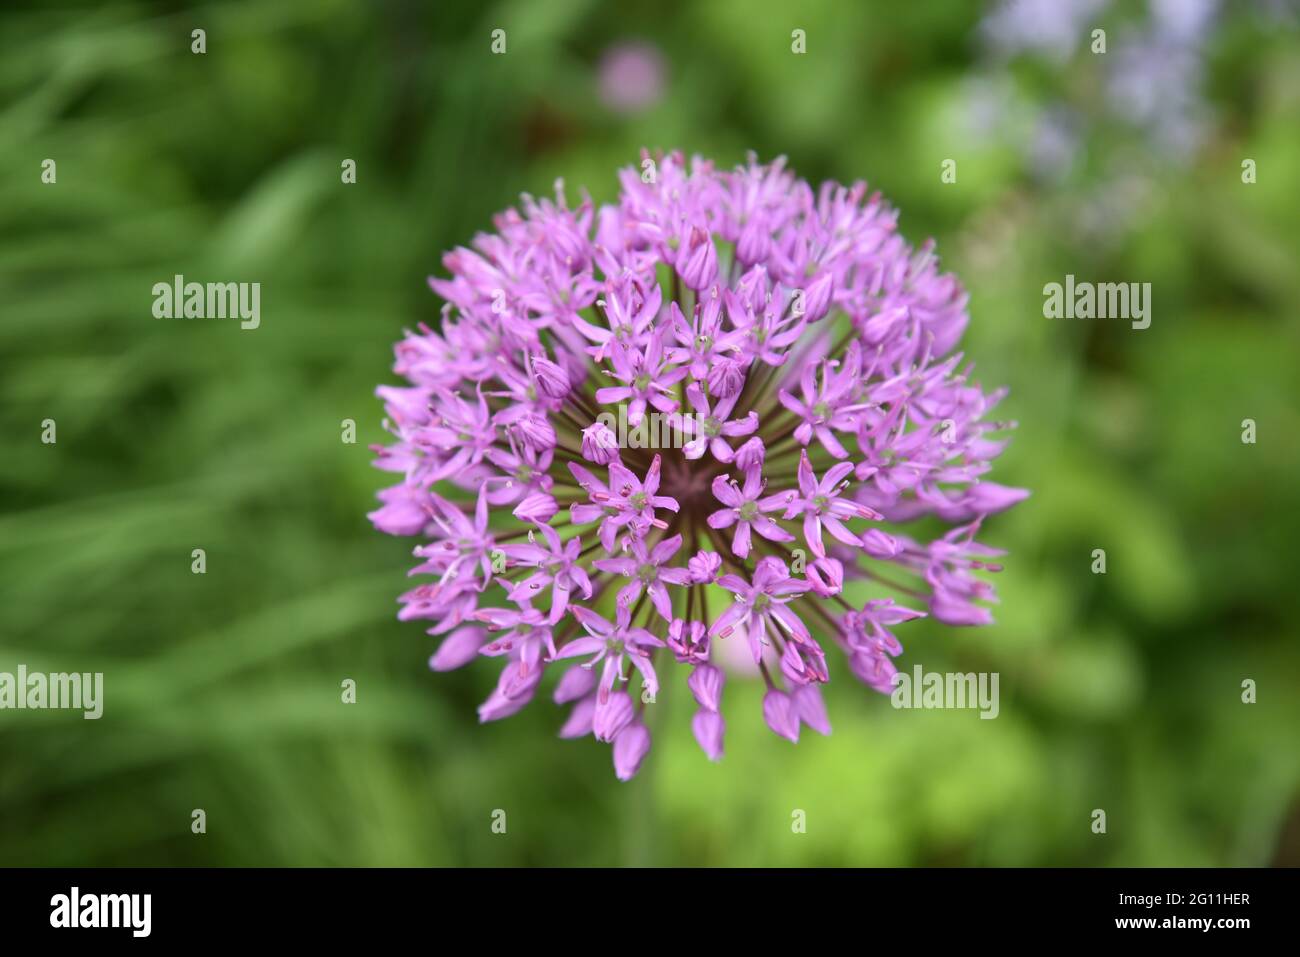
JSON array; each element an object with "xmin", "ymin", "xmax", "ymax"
[{"xmin": 2, "ymin": 0, "xmax": 1298, "ymax": 866}]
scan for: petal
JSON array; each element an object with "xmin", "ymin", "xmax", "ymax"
[
  {"xmin": 822, "ymin": 515, "xmax": 863, "ymax": 548},
  {"xmin": 650, "ymin": 533, "xmax": 683, "ymax": 565},
  {"xmin": 429, "ymin": 625, "xmax": 486, "ymax": 672},
  {"xmin": 558, "ymin": 696, "xmax": 596, "ymax": 738},
  {"xmin": 647, "ymin": 580, "xmax": 674, "ymax": 621},
  {"xmin": 659, "ymin": 566, "xmax": 692, "ymax": 586},
  {"xmin": 715, "ymin": 573, "xmax": 749, "ymax": 596},
  {"xmin": 815, "ymin": 426, "xmax": 849, "ymax": 460},
  {"xmin": 595, "ymin": 386, "xmax": 633, "ymax": 404},
  {"xmin": 593, "ymin": 690, "xmax": 635, "ymax": 742},
  {"xmin": 592, "ymin": 556, "xmax": 637, "ymax": 576},
  {"xmin": 769, "ymin": 602, "xmax": 811, "ymax": 644},
  {"xmin": 607, "ymin": 461, "xmax": 638, "ymax": 495},
  {"xmin": 629, "ymin": 651, "xmax": 660, "ymax": 699},
  {"xmin": 708, "ymin": 600, "xmax": 748, "ymax": 638},
  {"xmin": 554, "ymin": 664, "xmax": 598, "ymax": 704},
  {"xmin": 822, "ymin": 461, "xmax": 855, "ymax": 490},
  {"xmin": 707, "ymin": 508, "xmax": 738, "ymax": 530},
  {"xmin": 569, "ymin": 503, "xmax": 604, "ymax": 525},
  {"xmin": 687, "ymin": 664, "xmax": 725, "ymax": 712},
  {"xmin": 722, "ymin": 412, "xmax": 759, "ymax": 437},
  {"xmin": 731, "ymin": 521, "xmax": 752, "ymax": 559},
  {"xmin": 752, "ymin": 514, "xmax": 796, "ymax": 543},
  {"xmin": 612, "ymin": 723, "xmax": 652, "ymax": 781},
  {"xmin": 685, "ymin": 382, "xmax": 711, "ymax": 415},
  {"xmin": 570, "ymin": 605, "xmax": 614, "ymax": 636},
  {"xmin": 711, "ymin": 474, "xmax": 742, "ymax": 507},
  {"xmin": 567, "ymin": 462, "xmax": 606, "ymax": 494},
  {"xmin": 549, "ymin": 635, "xmax": 605, "ymax": 661},
  {"xmin": 792, "ymin": 684, "xmax": 832, "ymax": 735},
  {"xmin": 643, "ymin": 454, "xmax": 663, "ymax": 495},
  {"xmin": 797, "ymin": 451, "xmax": 816, "ymax": 496},
  {"xmin": 803, "ymin": 513, "xmax": 825, "ymax": 558},
  {"xmin": 691, "ymin": 710, "xmax": 725, "ymax": 761},
  {"xmin": 747, "ymin": 614, "xmax": 768, "ymax": 664},
  {"xmin": 616, "ymin": 578, "xmax": 644, "ymax": 611},
  {"xmin": 762, "ymin": 689, "xmax": 800, "ymax": 743}
]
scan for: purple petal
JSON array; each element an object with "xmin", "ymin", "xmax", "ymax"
[
  {"xmin": 612, "ymin": 723, "xmax": 652, "ymax": 781},
  {"xmin": 687, "ymin": 663, "xmax": 724, "ymax": 712},
  {"xmin": 762, "ymin": 688, "xmax": 800, "ymax": 742},
  {"xmin": 554, "ymin": 664, "xmax": 598, "ymax": 704},
  {"xmin": 429, "ymin": 625, "xmax": 486, "ymax": 672},
  {"xmin": 691, "ymin": 710, "xmax": 725, "ymax": 761}
]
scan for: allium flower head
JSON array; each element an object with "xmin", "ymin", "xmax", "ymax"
[{"xmin": 370, "ymin": 150, "xmax": 1026, "ymax": 779}]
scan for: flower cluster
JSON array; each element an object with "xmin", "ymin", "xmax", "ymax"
[{"xmin": 370, "ymin": 151, "xmax": 1026, "ymax": 779}]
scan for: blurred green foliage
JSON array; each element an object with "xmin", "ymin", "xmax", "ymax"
[{"xmin": 2, "ymin": 0, "xmax": 1298, "ymax": 866}]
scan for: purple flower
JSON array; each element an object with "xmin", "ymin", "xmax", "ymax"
[
  {"xmin": 423, "ymin": 387, "xmax": 497, "ymax": 480},
  {"xmin": 839, "ymin": 599, "xmax": 925, "ymax": 695},
  {"xmin": 734, "ymin": 436, "xmax": 766, "ymax": 470},
  {"xmin": 711, "ymin": 557, "xmax": 812, "ymax": 664},
  {"xmin": 580, "ymin": 420, "xmax": 620, "ymax": 464},
  {"xmin": 569, "ymin": 455, "xmax": 679, "ymax": 552},
  {"xmin": 673, "ymin": 383, "xmax": 758, "ymax": 462},
  {"xmin": 677, "ymin": 226, "xmax": 719, "ymax": 291},
  {"xmin": 667, "ymin": 293, "xmax": 726, "ymax": 380},
  {"xmin": 572, "ymin": 275, "xmax": 661, "ymax": 362},
  {"xmin": 707, "ymin": 462, "xmax": 795, "ymax": 559},
  {"xmin": 528, "ymin": 352, "xmax": 572, "ymax": 399},
  {"xmin": 592, "ymin": 532, "xmax": 691, "ymax": 621},
  {"xmin": 553, "ymin": 604, "xmax": 666, "ymax": 708},
  {"xmin": 667, "ymin": 618, "xmax": 710, "ymax": 663},
  {"xmin": 805, "ymin": 556, "xmax": 843, "ymax": 597},
  {"xmin": 595, "ymin": 328, "xmax": 687, "ymax": 426},
  {"xmin": 707, "ymin": 357, "xmax": 745, "ymax": 398},
  {"xmin": 777, "ymin": 341, "xmax": 870, "ymax": 458},
  {"xmin": 499, "ymin": 523, "xmax": 593, "ymax": 623},
  {"xmin": 920, "ymin": 521, "xmax": 1006, "ymax": 626},
  {"xmin": 593, "ymin": 690, "xmax": 636, "ymax": 742},
  {"xmin": 474, "ymin": 604, "xmax": 556, "ymax": 693},
  {"xmin": 483, "ymin": 434, "xmax": 554, "ymax": 508},
  {"xmin": 478, "ymin": 661, "xmax": 543, "ymax": 723},
  {"xmin": 780, "ymin": 451, "xmax": 883, "ymax": 558},
  {"xmin": 400, "ymin": 488, "xmax": 496, "ymax": 625},
  {"xmin": 371, "ymin": 151, "xmax": 1024, "ymax": 778},
  {"xmin": 719, "ymin": 285, "xmax": 807, "ymax": 368},
  {"xmin": 686, "ymin": 550, "xmax": 721, "ymax": 584},
  {"xmin": 368, "ymin": 482, "xmax": 433, "ymax": 536}
]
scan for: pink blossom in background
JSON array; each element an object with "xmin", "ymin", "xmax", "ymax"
[{"xmin": 597, "ymin": 42, "xmax": 666, "ymax": 114}]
